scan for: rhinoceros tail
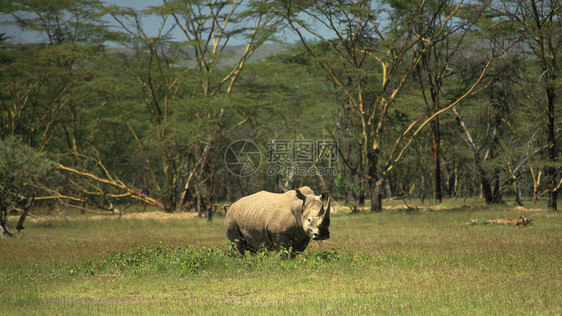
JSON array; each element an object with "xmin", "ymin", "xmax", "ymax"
[{"xmin": 223, "ymin": 204, "xmax": 231, "ymax": 214}]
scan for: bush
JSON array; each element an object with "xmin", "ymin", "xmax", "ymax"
[{"xmin": 71, "ymin": 243, "xmax": 368, "ymax": 277}]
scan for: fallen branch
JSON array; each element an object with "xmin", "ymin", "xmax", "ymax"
[
  {"xmin": 58, "ymin": 164, "xmax": 166, "ymax": 211},
  {"xmin": 60, "ymin": 202, "xmax": 120, "ymax": 215},
  {"xmin": 400, "ymin": 195, "xmax": 419, "ymax": 212},
  {"xmin": 468, "ymin": 215, "xmax": 532, "ymax": 227}
]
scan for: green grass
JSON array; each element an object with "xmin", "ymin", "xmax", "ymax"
[{"xmin": 1, "ymin": 199, "xmax": 561, "ymax": 315}]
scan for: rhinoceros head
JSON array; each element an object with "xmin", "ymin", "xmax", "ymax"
[{"xmin": 296, "ymin": 189, "xmax": 331, "ymax": 241}]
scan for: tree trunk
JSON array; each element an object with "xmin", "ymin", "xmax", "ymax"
[
  {"xmin": 477, "ymin": 164, "xmax": 495, "ymax": 204},
  {"xmin": 530, "ymin": 167, "xmax": 541, "ymax": 204},
  {"xmin": 370, "ymin": 179, "xmax": 383, "ymax": 212},
  {"xmin": 420, "ymin": 172, "xmax": 426, "ymax": 204},
  {"xmin": 447, "ymin": 162, "xmax": 457, "ymax": 198},
  {"xmin": 0, "ymin": 206, "xmax": 13, "ymax": 237},
  {"xmin": 546, "ymin": 88, "xmax": 558, "ymax": 211},
  {"xmin": 547, "ymin": 189, "xmax": 557, "ymax": 210},
  {"xmin": 206, "ymin": 207, "xmax": 214, "ymax": 221},
  {"xmin": 514, "ymin": 182, "xmax": 523, "ymax": 206},
  {"xmin": 163, "ymin": 152, "xmax": 177, "ymax": 212},
  {"xmin": 431, "ymin": 118, "xmax": 443, "ymax": 203},
  {"xmin": 203, "ymin": 144, "xmax": 218, "ymax": 221},
  {"xmin": 179, "ymin": 186, "xmax": 194, "ymax": 211},
  {"xmin": 180, "ymin": 143, "xmax": 210, "ymax": 212},
  {"xmin": 489, "ymin": 165, "xmax": 503, "ymax": 204},
  {"xmin": 164, "ymin": 192, "xmax": 176, "ymax": 213},
  {"xmin": 358, "ymin": 190, "xmax": 365, "ymax": 207},
  {"xmin": 358, "ymin": 150, "xmax": 365, "ymax": 207},
  {"xmin": 196, "ymin": 187, "xmax": 202, "ymax": 217},
  {"xmin": 15, "ymin": 198, "xmax": 33, "ymax": 235},
  {"xmin": 367, "ymin": 151, "xmax": 383, "ymax": 212},
  {"xmin": 453, "ymin": 106, "xmax": 498, "ymax": 205}
]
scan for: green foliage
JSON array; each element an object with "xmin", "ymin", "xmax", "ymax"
[
  {"xmin": 0, "ymin": 137, "xmax": 53, "ymax": 181},
  {"xmin": 76, "ymin": 243, "xmax": 215, "ymax": 276},
  {"xmin": 1, "ymin": 0, "xmax": 111, "ymax": 44},
  {"xmin": 334, "ymin": 173, "xmax": 361, "ymax": 199},
  {"xmin": 0, "ymin": 0, "xmax": 558, "ymax": 211},
  {"xmin": 72, "ymin": 242, "xmax": 350, "ymax": 277},
  {"xmin": 0, "ymin": 137, "xmax": 57, "ymax": 210}
]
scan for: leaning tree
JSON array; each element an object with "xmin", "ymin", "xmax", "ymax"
[{"xmin": 0, "ymin": 138, "xmax": 57, "ymax": 237}]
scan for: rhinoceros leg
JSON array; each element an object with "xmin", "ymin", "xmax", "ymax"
[
  {"xmin": 290, "ymin": 238, "xmax": 310, "ymax": 258},
  {"xmin": 226, "ymin": 224, "xmax": 247, "ymax": 257}
]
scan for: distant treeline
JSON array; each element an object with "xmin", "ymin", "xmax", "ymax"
[{"xmin": 0, "ymin": 1, "xmax": 559, "ymax": 221}]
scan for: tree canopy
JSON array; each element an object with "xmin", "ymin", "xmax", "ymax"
[{"xmin": 0, "ymin": 0, "xmax": 560, "ymax": 226}]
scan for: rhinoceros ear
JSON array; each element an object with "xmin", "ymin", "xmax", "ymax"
[
  {"xmin": 296, "ymin": 189, "xmax": 306, "ymax": 201},
  {"xmin": 318, "ymin": 196, "xmax": 331, "ymax": 217}
]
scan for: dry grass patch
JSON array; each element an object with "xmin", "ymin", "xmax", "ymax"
[{"xmin": 19, "ymin": 211, "xmax": 200, "ymax": 224}]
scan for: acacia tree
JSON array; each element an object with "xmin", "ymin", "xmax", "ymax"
[
  {"xmin": 452, "ymin": 101, "xmax": 543, "ymax": 205},
  {"xmin": 0, "ymin": 1, "xmax": 148, "ymax": 213},
  {"xmin": 0, "ymin": 138, "xmax": 56, "ymax": 237},
  {"xmin": 1, "ymin": 0, "xmax": 282, "ymax": 215},
  {"xmin": 0, "ymin": 0, "xmax": 110, "ymax": 152},
  {"xmin": 489, "ymin": 0, "xmax": 560, "ymax": 210},
  {"xmin": 106, "ymin": 0, "xmax": 280, "ymax": 213},
  {"xmin": 279, "ymin": 0, "xmax": 495, "ymax": 211},
  {"xmin": 412, "ymin": 0, "xmax": 486, "ymax": 203}
]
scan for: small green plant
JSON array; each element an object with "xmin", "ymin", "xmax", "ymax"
[{"xmin": 70, "ymin": 243, "xmax": 351, "ymax": 277}]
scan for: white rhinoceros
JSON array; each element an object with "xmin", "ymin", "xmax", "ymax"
[{"xmin": 224, "ymin": 186, "xmax": 331, "ymax": 257}]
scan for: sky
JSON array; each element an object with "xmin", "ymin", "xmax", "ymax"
[
  {"xmin": 100, "ymin": 0, "xmax": 307, "ymax": 45},
  {"xmin": 0, "ymin": 1, "xmax": 200, "ymax": 44},
  {"xmin": 0, "ymin": 0, "xmax": 304, "ymax": 46}
]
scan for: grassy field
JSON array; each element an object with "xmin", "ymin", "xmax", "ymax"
[{"xmin": 1, "ymin": 199, "xmax": 561, "ymax": 315}]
